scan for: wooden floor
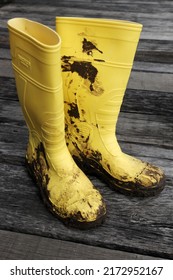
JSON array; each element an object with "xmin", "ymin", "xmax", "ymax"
[{"xmin": 0, "ymin": 0, "xmax": 173, "ymax": 260}]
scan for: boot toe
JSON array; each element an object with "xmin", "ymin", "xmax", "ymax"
[
  {"xmin": 135, "ymin": 163, "xmax": 165, "ymax": 195},
  {"xmin": 67, "ymin": 191, "xmax": 106, "ymax": 227},
  {"xmin": 50, "ymin": 187, "xmax": 106, "ymax": 229}
]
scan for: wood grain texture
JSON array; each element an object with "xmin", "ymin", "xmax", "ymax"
[
  {"xmin": 0, "ymin": 229, "xmax": 162, "ymax": 260},
  {"xmin": 0, "ymin": 0, "xmax": 173, "ymax": 260},
  {"xmin": 0, "ymin": 81, "xmax": 173, "ymax": 259}
]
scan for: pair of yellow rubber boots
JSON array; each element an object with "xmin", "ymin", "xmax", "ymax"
[{"xmin": 8, "ymin": 17, "xmax": 165, "ymax": 229}]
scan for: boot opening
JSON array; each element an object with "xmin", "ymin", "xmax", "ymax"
[{"xmin": 8, "ymin": 18, "xmax": 60, "ymax": 47}]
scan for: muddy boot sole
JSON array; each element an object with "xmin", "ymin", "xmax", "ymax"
[
  {"xmin": 25, "ymin": 157, "xmax": 106, "ymax": 229},
  {"xmin": 73, "ymin": 155, "xmax": 166, "ymax": 197}
]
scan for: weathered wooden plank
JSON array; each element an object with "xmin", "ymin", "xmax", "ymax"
[
  {"xmin": 2, "ymin": 33, "xmax": 173, "ymax": 66},
  {"xmin": 0, "ymin": 101, "xmax": 168, "ymax": 154},
  {"xmin": 1, "ymin": 1, "xmax": 173, "ymax": 41},
  {"xmin": 1, "ymin": 123, "xmax": 172, "ymax": 185},
  {"xmin": 0, "ymin": 98, "xmax": 173, "ymax": 259},
  {"xmin": 133, "ymin": 61, "xmax": 173, "ymax": 73},
  {"xmin": 0, "ymin": 78, "xmax": 173, "ymax": 168},
  {"xmin": 0, "ymin": 160, "xmax": 172, "ymax": 259},
  {"xmin": 1, "ymin": 60, "xmax": 173, "ymax": 93},
  {"xmin": 1, "ymin": 76, "xmax": 173, "ymax": 118},
  {"xmin": 0, "ymin": 0, "xmax": 173, "ymax": 261},
  {"xmin": 0, "ymin": 99, "xmax": 172, "ymax": 259},
  {"xmin": 0, "ymin": 0, "xmax": 13, "ymax": 8},
  {"xmin": 0, "ymin": 229, "xmax": 162, "ymax": 260},
  {"xmin": 128, "ymin": 71, "xmax": 173, "ymax": 92},
  {"xmin": 1, "ymin": 125, "xmax": 172, "ymax": 184},
  {"xmin": 2, "ymin": 0, "xmax": 173, "ymax": 18},
  {"xmin": 0, "ymin": 77, "xmax": 16, "ymax": 100},
  {"xmin": 1, "ymin": 50, "xmax": 173, "ymax": 73},
  {"xmin": 1, "ymin": 92, "xmax": 172, "ymax": 149},
  {"xmin": 0, "ymin": 59, "xmax": 13, "ymax": 78},
  {"xmin": 136, "ymin": 40, "xmax": 173, "ymax": 64}
]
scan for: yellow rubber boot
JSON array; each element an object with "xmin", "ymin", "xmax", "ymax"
[
  {"xmin": 8, "ymin": 18, "xmax": 106, "ymax": 228},
  {"xmin": 56, "ymin": 17, "xmax": 165, "ymax": 196}
]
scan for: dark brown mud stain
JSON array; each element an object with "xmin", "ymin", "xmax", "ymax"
[
  {"xmin": 65, "ymin": 123, "xmax": 68, "ymax": 132},
  {"xmin": 62, "ymin": 55, "xmax": 98, "ymax": 92},
  {"xmin": 27, "ymin": 143, "xmax": 106, "ymax": 228},
  {"xmin": 77, "ymin": 134, "xmax": 90, "ymax": 144},
  {"xmin": 85, "ymin": 135, "xmax": 90, "ymax": 143},
  {"xmin": 136, "ymin": 163, "xmax": 164, "ymax": 187},
  {"xmin": 61, "ymin": 55, "xmax": 73, "ymax": 67},
  {"xmin": 31, "ymin": 142, "xmax": 50, "ymax": 186},
  {"xmin": 94, "ymin": 59, "xmax": 105, "ymax": 62},
  {"xmin": 26, "ymin": 143, "xmax": 51, "ymax": 206},
  {"xmin": 68, "ymin": 102, "xmax": 80, "ymax": 119},
  {"xmin": 82, "ymin": 148, "xmax": 102, "ymax": 162},
  {"xmin": 35, "ymin": 142, "xmax": 49, "ymax": 172},
  {"xmin": 107, "ymin": 164, "xmax": 111, "ymax": 172},
  {"xmin": 81, "ymin": 109, "xmax": 86, "ymax": 115},
  {"xmin": 74, "ymin": 150, "xmax": 165, "ymax": 196},
  {"xmin": 91, "ymin": 150, "xmax": 102, "ymax": 161},
  {"xmin": 82, "ymin": 38, "xmax": 103, "ymax": 56}
]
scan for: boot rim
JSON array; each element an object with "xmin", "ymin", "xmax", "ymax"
[
  {"xmin": 56, "ymin": 16, "xmax": 143, "ymax": 31},
  {"xmin": 8, "ymin": 17, "xmax": 61, "ymax": 51}
]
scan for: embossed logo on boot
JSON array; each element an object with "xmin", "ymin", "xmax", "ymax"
[{"xmin": 18, "ymin": 54, "xmax": 31, "ymax": 69}]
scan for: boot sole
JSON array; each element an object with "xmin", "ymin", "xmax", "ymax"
[
  {"xmin": 73, "ymin": 155, "xmax": 166, "ymax": 197},
  {"xmin": 25, "ymin": 157, "xmax": 106, "ymax": 230}
]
